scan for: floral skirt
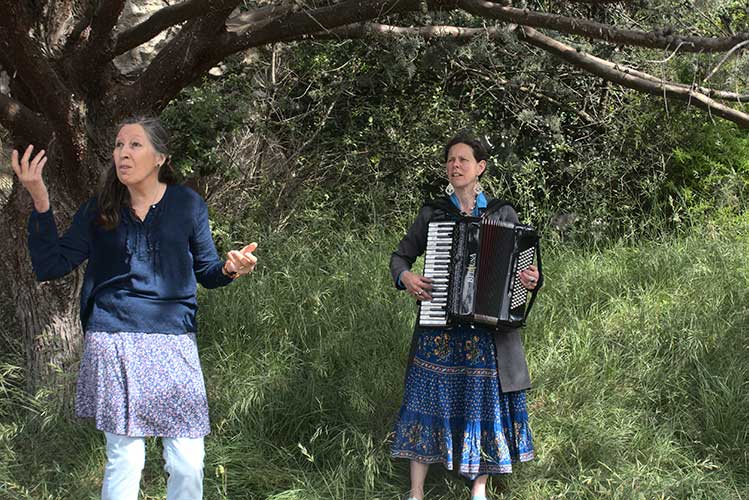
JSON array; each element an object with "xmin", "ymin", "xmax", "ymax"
[
  {"xmin": 76, "ymin": 331, "xmax": 210, "ymax": 438},
  {"xmin": 391, "ymin": 326, "xmax": 534, "ymax": 479}
]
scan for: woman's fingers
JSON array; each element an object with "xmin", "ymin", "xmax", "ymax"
[
  {"xmin": 20, "ymin": 145, "xmax": 33, "ymax": 171},
  {"xmin": 228, "ymin": 250, "xmax": 252, "ymax": 267},
  {"xmin": 240, "ymin": 242, "xmax": 258, "ymax": 267},
  {"xmin": 30, "ymin": 149, "xmax": 47, "ymax": 176},
  {"xmin": 405, "ymin": 274, "xmax": 434, "ymax": 300},
  {"xmin": 241, "ymin": 242, "xmax": 258, "ymax": 254},
  {"xmin": 11, "ymin": 145, "xmax": 46, "ymax": 181},
  {"xmin": 519, "ymin": 267, "xmax": 539, "ymax": 290},
  {"xmin": 10, "ymin": 150, "xmax": 20, "ymax": 177},
  {"xmin": 227, "ymin": 248, "xmax": 257, "ymax": 275},
  {"xmin": 31, "ymin": 156, "xmax": 48, "ymax": 179}
]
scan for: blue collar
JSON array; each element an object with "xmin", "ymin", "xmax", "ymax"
[{"xmin": 449, "ymin": 191, "xmax": 487, "ymax": 216}]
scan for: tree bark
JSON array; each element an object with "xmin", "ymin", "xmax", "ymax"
[
  {"xmin": 1, "ymin": 91, "xmax": 106, "ymax": 408},
  {"xmin": 1, "ymin": 186, "xmax": 84, "ymax": 406}
]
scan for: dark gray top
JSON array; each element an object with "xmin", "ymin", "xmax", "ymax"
[{"xmin": 389, "ymin": 195, "xmax": 536, "ymax": 392}]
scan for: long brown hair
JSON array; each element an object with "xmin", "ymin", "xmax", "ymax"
[{"xmin": 97, "ymin": 116, "xmax": 178, "ymax": 230}]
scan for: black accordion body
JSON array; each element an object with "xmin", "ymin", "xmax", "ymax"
[{"xmin": 418, "ymin": 204, "xmax": 541, "ymax": 329}]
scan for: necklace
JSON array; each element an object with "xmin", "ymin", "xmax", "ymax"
[
  {"xmin": 132, "ymin": 184, "xmax": 165, "ymax": 221},
  {"xmin": 460, "ymin": 196, "xmax": 477, "ymax": 216}
]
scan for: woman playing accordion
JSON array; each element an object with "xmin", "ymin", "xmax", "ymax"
[{"xmin": 390, "ymin": 130, "xmax": 542, "ymax": 500}]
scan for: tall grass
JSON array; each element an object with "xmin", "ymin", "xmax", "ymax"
[{"xmin": 1, "ymin": 218, "xmax": 747, "ymax": 499}]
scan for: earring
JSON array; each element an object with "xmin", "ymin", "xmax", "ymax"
[
  {"xmin": 445, "ymin": 183, "xmax": 455, "ymax": 196},
  {"xmin": 474, "ymin": 182, "xmax": 483, "ymax": 195}
]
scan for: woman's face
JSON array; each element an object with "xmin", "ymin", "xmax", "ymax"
[
  {"xmin": 445, "ymin": 142, "xmax": 486, "ymax": 191},
  {"xmin": 113, "ymin": 124, "xmax": 165, "ymax": 187}
]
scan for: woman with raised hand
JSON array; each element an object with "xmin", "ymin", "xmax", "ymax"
[
  {"xmin": 11, "ymin": 116, "xmax": 257, "ymax": 500},
  {"xmin": 390, "ymin": 130, "xmax": 540, "ymax": 500}
]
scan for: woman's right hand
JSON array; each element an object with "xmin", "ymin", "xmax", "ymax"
[
  {"xmin": 401, "ymin": 270, "xmax": 433, "ymax": 301},
  {"xmin": 11, "ymin": 145, "xmax": 50, "ymax": 213}
]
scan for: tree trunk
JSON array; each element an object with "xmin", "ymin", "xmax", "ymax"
[
  {"xmin": 1, "ymin": 193, "xmax": 84, "ymax": 409},
  {"xmin": 0, "ymin": 113, "xmax": 103, "ymax": 409}
]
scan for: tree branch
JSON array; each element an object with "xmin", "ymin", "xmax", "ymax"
[
  {"xmin": 220, "ymin": 0, "xmax": 428, "ymax": 52},
  {"xmin": 0, "ymin": 4, "xmax": 72, "ymax": 128},
  {"xmin": 602, "ymin": 58, "xmax": 749, "ymax": 103},
  {"xmin": 323, "ymin": 22, "xmax": 749, "ymax": 104},
  {"xmin": 225, "ymin": 2, "xmax": 299, "ymax": 34},
  {"xmin": 113, "ymin": 1, "xmax": 242, "ymax": 113},
  {"xmin": 0, "ymin": 1, "xmax": 86, "ymax": 173},
  {"xmin": 65, "ymin": 1, "xmax": 97, "ymax": 51},
  {"xmin": 703, "ymin": 40, "xmax": 749, "ymax": 83},
  {"xmin": 0, "ymin": 93, "xmax": 53, "ymax": 146},
  {"xmin": 320, "ymin": 22, "xmax": 501, "ymax": 40},
  {"xmin": 124, "ymin": 0, "xmax": 439, "ymax": 112},
  {"xmin": 517, "ymin": 26, "xmax": 749, "ymax": 127},
  {"xmin": 73, "ymin": 0, "xmax": 125, "ymax": 70},
  {"xmin": 112, "ymin": 0, "xmax": 242, "ymax": 57},
  {"xmin": 88, "ymin": 0, "xmax": 126, "ymax": 46},
  {"xmin": 459, "ymin": 0, "xmax": 749, "ymax": 52}
]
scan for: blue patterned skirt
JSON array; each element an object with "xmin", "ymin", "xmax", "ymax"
[{"xmin": 391, "ymin": 325, "xmax": 534, "ymax": 479}]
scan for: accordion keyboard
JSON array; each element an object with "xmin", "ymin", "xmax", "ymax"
[{"xmin": 418, "ymin": 221, "xmax": 455, "ymax": 326}]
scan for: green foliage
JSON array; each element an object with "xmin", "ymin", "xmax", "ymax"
[
  {"xmin": 2, "ymin": 217, "xmax": 748, "ymax": 499},
  {"xmin": 670, "ymin": 120, "xmax": 749, "ymax": 214},
  {"xmin": 155, "ymin": 31, "xmax": 749, "ymax": 248},
  {"xmin": 161, "ymin": 67, "xmax": 256, "ymax": 179}
]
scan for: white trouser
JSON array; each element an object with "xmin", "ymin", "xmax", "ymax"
[{"xmin": 101, "ymin": 431, "xmax": 204, "ymax": 500}]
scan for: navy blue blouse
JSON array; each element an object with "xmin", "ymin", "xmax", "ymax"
[{"xmin": 27, "ymin": 184, "xmax": 233, "ymax": 334}]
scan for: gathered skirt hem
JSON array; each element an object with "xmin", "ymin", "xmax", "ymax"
[{"xmin": 391, "ymin": 449, "xmax": 535, "ymax": 476}]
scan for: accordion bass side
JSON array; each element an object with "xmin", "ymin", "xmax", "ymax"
[{"xmin": 418, "ymin": 212, "xmax": 541, "ymax": 329}]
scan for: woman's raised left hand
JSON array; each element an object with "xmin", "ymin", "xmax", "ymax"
[{"xmin": 225, "ymin": 242, "xmax": 258, "ymax": 277}]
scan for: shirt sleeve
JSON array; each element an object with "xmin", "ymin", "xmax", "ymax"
[
  {"xmin": 389, "ymin": 205, "xmax": 432, "ymax": 289},
  {"xmin": 27, "ymin": 200, "xmax": 94, "ymax": 281},
  {"xmin": 190, "ymin": 197, "xmax": 233, "ymax": 289}
]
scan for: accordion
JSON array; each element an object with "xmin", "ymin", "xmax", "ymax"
[{"xmin": 418, "ymin": 207, "xmax": 541, "ymax": 329}]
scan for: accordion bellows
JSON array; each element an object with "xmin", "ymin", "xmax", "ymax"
[{"xmin": 418, "ymin": 209, "xmax": 540, "ymax": 329}]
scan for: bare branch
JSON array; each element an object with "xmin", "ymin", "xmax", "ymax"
[
  {"xmin": 459, "ymin": 0, "xmax": 749, "ymax": 53},
  {"xmin": 517, "ymin": 26, "xmax": 749, "ymax": 127},
  {"xmin": 321, "ymin": 22, "xmax": 501, "ymax": 40},
  {"xmin": 0, "ymin": 93, "xmax": 53, "ymax": 146},
  {"xmin": 326, "ymin": 22, "xmax": 749, "ymax": 104},
  {"xmin": 73, "ymin": 0, "xmax": 126, "ymax": 70},
  {"xmin": 225, "ymin": 3, "xmax": 299, "ymax": 34},
  {"xmin": 113, "ymin": 0, "xmax": 243, "ymax": 57},
  {"xmin": 88, "ymin": 0, "xmax": 126, "ymax": 47},
  {"xmin": 220, "ymin": 0, "xmax": 429, "ymax": 52},
  {"xmin": 113, "ymin": 1, "xmax": 242, "ymax": 113},
  {"xmin": 704, "ymin": 40, "xmax": 749, "ymax": 83},
  {"xmin": 124, "ymin": 0, "xmax": 434, "ymax": 112},
  {"xmin": 602, "ymin": 59, "xmax": 749, "ymax": 103},
  {"xmin": 65, "ymin": 2, "xmax": 97, "ymax": 51}
]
